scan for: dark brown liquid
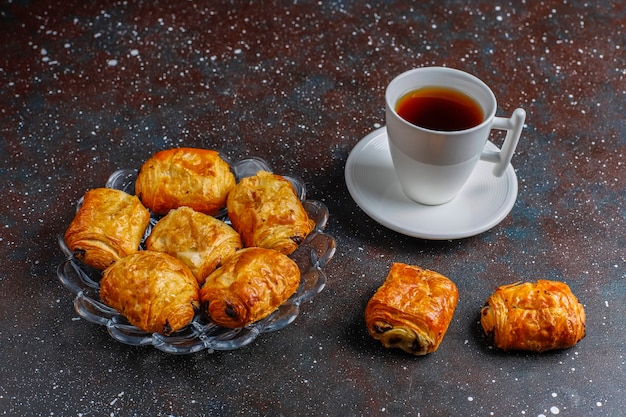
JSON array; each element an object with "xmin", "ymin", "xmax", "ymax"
[{"xmin": 396, "ymin": 86, "xmax": 484, "ymax": 131}]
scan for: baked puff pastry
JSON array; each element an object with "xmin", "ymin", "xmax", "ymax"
[
  {"xmin": 226, "ymin": 170, "xmax": 315, "ymax": 255},
  {"xmin": 64, "ymin": 188, "xmax": 150, "ymax": 270},
  {"xmin": 480, "ymin": 280, "xmax": 586, "ymax": 352},
  {"xmin": 365, "ymin": 263, "xmax": 458, "ymax": 356},
  {"xmin": 199, "ymin": 247, "xmax": 300, "ymax": 328},
  {"xmin": 99, "ymin": 251, "xmax": 200, "ymax": 335},
  {"xmin": 135, "ymin": 147, "xmax": 235, "ymax": 216},
  {"xmin": 145, "ymin": 206, "xmax": 242, "ymax": 285}
]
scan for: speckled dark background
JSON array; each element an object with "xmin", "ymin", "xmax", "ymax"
[{"xmin": 1, "ymin": 1, "xmax": 625, "ymax": 416}]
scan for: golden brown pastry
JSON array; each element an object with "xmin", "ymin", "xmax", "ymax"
[
  {"xmin": 199, "ymin": 247, "xmax": 301, "ymax": 328},
  {"xmin": 480, "ymin": 279, "xmax": 586, "ymax": 352},
  {"xmin": 145, "ymin": 206, "xmax": 242, "ymax": 285},
  {"xmin": 99, "ymin": 251, "xmax": 200, "ymax": 335},
  {"xmin": 64, "ymin": 188, "xmax": 150, "ymax": 270},
  {"xmin": 365, "ymin": 263, "xmax": 458, "ymax": 355},
  {"xmin": 135, "ymin": 147, "xmax": 235, "ymax": 215},
  {"xmin": 226, "ymin": 170, "xmax": 315, "ymax": 255}
]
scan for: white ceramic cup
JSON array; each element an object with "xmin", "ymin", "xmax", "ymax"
[{"xmin": 385, "ymin": 67, "xmax": 526, "ymax": 205}]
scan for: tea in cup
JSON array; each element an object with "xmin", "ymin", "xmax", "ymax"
[{"xmin": 385, "ymin": 67, "xmax": 526, "ymax": 205}]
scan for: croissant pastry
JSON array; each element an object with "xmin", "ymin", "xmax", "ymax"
[
  {"xmin": 480, "ymin": 280, "xmax": 586, "ymax": 352},
  {"xmin": 199, "ymin": 247, "xmax": 301, "ymax": 328},
  {"xmin": 146, "ymin": 206, "xmax": 242, "ymax": 285},
  {"xmin": 135, "ymin": 147, "xmax": 235, "ymax": 216},
  {"xmin": 365, "ymin": 263, "xmax": 458, "ymax": 355},
  {"xmin": 226, "ymin": 170, "xmax": 315, "ymax": 255},
  {"xmin": 99, "ymin": 251, "xmax": 200, "ymax": 335},
  {"xmin": 64, "ymin": 188, "xmax": 150, "ymax": 270}
]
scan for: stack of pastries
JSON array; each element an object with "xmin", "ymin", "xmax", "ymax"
[
  {"xmin": 65, "ymin": 147, "xmax": 587, "ymax": 355},
  {"xmin": 64, "ymin": 148, "xmax": 314, "ymax": 335}
]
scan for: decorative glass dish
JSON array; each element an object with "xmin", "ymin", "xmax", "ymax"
[{"xmin": 56, "ymin": 157, "xmax": 336, "ymax": 354}]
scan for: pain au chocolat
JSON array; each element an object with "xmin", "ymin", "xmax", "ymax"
[
  {"xmin": 145, "ymin": 206, "xmax": 242, "ymax": 285},
  {"xmin": 226, "ymin": 170, "xmax": 315, "ymax": 255},
  {"xmin": 199, "ymin": 247, "xmax": 301, "ymax": 328},
  {"xmin": 135, "ymin": 147, "xmax": 235, "ymax": 216},
  {"xmin": 480, "ymin": 279, "xmax": 586, "ymax": 352},
  {"xmin": 99, "ymin": 251, "xmax": 200, "ymax": 335},
  {"xmin": 64, "ymin": 188, "xmax": 150, "ymax": 270},
  {"xmin": 365, "ymin": 263, "xmax": 458, "ymax": 356}
]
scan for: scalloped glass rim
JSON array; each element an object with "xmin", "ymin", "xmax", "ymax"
[{"xmin": 57, "ymin": 157, "xmax": 336, "ymax": 354}]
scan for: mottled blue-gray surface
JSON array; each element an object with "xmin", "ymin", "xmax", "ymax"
[{"xmin": 1, "ymin": 1, "xmax": 624, "ymax": 416}]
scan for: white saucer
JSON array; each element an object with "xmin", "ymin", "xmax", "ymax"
[{"xmin": 344, "ymin": 127, "xmax": 518, "ymax": 240}]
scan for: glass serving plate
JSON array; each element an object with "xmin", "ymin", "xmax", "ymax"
[{"xmin": 56, "ymin": 157, "xmax": 336, "ymax": 354}]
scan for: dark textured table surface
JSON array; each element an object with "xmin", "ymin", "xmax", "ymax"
[{"xmin": 1, "ymin": 1, "xmax": 625, "ymax": 416}]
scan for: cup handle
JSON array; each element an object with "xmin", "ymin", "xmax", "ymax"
[{"xmin": 480, "ymin": 108, "xmax": 526, "ymax": 177}]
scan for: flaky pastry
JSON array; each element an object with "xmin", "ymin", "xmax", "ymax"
[
  {"xmin": 480, "ymin": 279, "xmax": 586, "ymax": 352},
  {"xmin": 99, "ymin": 251, "xmax": 200, "ymax": 335},
  {"xmin": 226, "ymin": 170, "xmax": 314, "ymax": 255},
  {"xmin": 135, "ymin": 147, "xmax": 235, "ymax": 215},
  {"xmin": 146, "ymin": 206, "xmax": 242, "ymax": 285},
  {"xmin": 64, "ymin": 188, "xmax": 150, "ymax": 270},
  {"xmin": 365, "ymin": 263, "xmax": 458, "ymax": 355},
  {"xmin": 200, "ymin": 247, "xmax": 300, "ymax": 328}
]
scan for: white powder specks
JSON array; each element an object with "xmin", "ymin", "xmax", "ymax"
[{"xmin": 110, "ymin": 391, "xmax": 125, "ymax": 405}]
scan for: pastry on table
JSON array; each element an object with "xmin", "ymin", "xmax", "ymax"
[
  {"xmin": 135, "ymin": 147, "xmax": 235, "ymax": 216},
  {"xmin": 99, "ymin": 251, "xmax": 200, "ymax": 335},
  {"xmin": 480, "ymin": 279, "xmax": 586, "ymax": 352},
  {"xmin": 199, "ymin": 247, "xmax": 301, "ymax": 328},
  {"xmin": 226, "ymin": 170, "xmax": 315, "ymax": 255},
  {"xmin": 145, "ymin": 206, "xmax": 242, "ymax": 285},
  {"xmin": 64, "ymin": 188, "xmax": 151, "ymax": 270},
  {"xmin": 365, "ymin": 263, "xmax": 458, "ymax": 355}
]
